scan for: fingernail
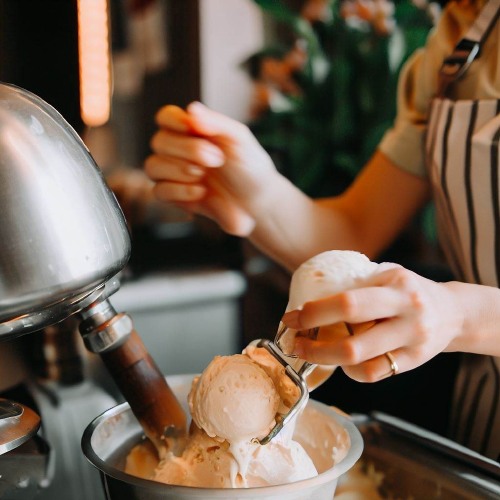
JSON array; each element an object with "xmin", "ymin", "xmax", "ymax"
[
  {"xmin": 203, "ymin": 148, "xmax": 224, "ymax": 167},
  {"xmin": 188, "ymin": 101, "xmax": 206, "ymax": 114},
  {"xmin": 187, "ymin": 165, "xmax": 204, "ymax": 177},
  {"xmin": 281, "ymin": 310, "xmax": 302, "ymax": 329}
]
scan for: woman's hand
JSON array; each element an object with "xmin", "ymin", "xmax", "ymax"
[
  {"xmin": 144, "ymin": 102, "xmax": 279, "ymax": 237},
  {"xmin": 282, "ymin": 265, "xmax": 466, "ymax": 382}
]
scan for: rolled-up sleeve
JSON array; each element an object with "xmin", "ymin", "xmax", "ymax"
[{"xmin": 378, "ymin": 49, "xmax": 433, "ymax": 178}]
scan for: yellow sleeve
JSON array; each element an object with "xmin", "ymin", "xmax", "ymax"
[
  {"xmin": 378, "ymin": 48, "xmax": 433, "ymax": 178},
  {"xmin": 377, "ymin": 0, "xmax": 498, "ymax": 177}
]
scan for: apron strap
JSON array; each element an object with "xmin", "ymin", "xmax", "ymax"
[{"xmin": 438, "ymin": 0, "xmax": 500, "ymax": 97}]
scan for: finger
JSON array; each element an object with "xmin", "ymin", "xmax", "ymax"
[
  {"xmin": 153, "ymin": 181, "xmax": 206, "ymax": 203},
  {"xmin": 282, "ymin": 286, "xmax": 408, "ymax": 329},
  {"xmin": 292, "ymin": 317, "xmax": 407, "ymax": 365},
  {"xmin": 342, "ymin": 348, "xmax": 409, "ymax": 382},
  {"xmin": 144, "ymin": 155, "xmax": 206, "ymax": 183},
  {"xmin": 172, "ymin": 197, "xmax": 255, "ymax": 237},
  {"xmin": 339, "ymin": 318, "xmax": 409, "ymax": 362},
  {"xmin": 155, "ymin": 105, "xmax": 191, "ymax": 133},
  {"xmin": 186, "ymin": 101, "xmax": 252, "ymax": 143},
  {"xmin": 202, "ymin": 193, "xmax": 256, "ymax": 237},
  {"xmin": 293, "ymin": 334, "xmax": 409, "ymax": 381},
  {"xmin": 150, "ymin": 129, "xmax": 225, "ymax": 168}
]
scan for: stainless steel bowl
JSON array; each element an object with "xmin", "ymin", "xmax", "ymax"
[
  {"xmin": 82, "ymin": 374, "xmax": 364, "ymax": 500},
  {"xmin": 0, "ymin": 83, "xmax": 130, "ymax": 339}
]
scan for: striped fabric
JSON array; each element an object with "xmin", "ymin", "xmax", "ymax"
[
  {"xmin": 427, "ymin": 99, "xmax": 500, "ymax": 286},
  {"xmin": 426, "ymin": 97, "xmax": 500, "ymax": 460},
  {"xmin": 451, "ymin": 354, "xmax": 500, "ymax": 460}
]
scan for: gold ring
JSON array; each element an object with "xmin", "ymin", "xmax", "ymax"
[{"xmin": 385, "ymin": 351, "xmax": 399, "ymax": 376}]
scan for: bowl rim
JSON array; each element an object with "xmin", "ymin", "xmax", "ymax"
[{"xmin": 81, "ymin": 373, "xmax": 363, "ymax": 496}]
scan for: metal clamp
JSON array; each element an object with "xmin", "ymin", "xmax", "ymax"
[
  {"xmin": 440, "ymin": 39, "xmax": 480, "ymax": 80},
  {"xmin": 250, "ymin": 339, "xmax": 309, "ymax": 445},
  {"xmin": 438, "ymin": 39, "xmax": 480, "ymax": 96},
  {"xmin": 79, "ymin": 298, "xmax": 133, "ymax": 353}
]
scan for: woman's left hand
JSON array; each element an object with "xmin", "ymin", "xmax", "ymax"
[{"xmin": 281, "ymin": 264, "xmax": 465, "ymax": 382}]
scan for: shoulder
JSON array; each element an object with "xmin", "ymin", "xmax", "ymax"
[
  {"xmin": 424, "ymin": 1, "xmax": 481, "ymax": 63},
  {"xmin": 398, "ymin": 0, "xmax": 495, "ymax": 101}
]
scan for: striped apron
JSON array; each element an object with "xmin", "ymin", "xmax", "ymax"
[{"xmin": 425, "ymin": 0, "xmax": 500, "ymax": 460}]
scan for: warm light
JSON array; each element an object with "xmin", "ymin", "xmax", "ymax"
[{"xmin": 77, "ymin": 0, "xmax": 111, "ymax": 127}]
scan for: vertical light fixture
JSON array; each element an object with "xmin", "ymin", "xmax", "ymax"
[{"xmin": 77, "ymin": 0, "xmax": 111, "ymax": 127}]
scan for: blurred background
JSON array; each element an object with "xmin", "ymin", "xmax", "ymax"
[{"xmin": 0, "ymin": 0, "xmax": 460, "ymax": 498}]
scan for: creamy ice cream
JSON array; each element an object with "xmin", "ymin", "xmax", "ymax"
[
  {"xmin": 188, "ymin": 352, "xmax": 280, "ymax": 443},
  {"xmin": 152, "ymin": 420, "xmax": 318, "ymax": 488},
  {"xmin": 287, "ymin": 250, "xmax": 379, "ymax": 311},
  {"xmin": 123, "ymin": 375, "xmax": 358, "ymax": 494}
]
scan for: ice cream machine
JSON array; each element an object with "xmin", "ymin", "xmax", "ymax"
[{"xmin": 0, "ymin": 82, "xmax": 186, "ymax": 491}]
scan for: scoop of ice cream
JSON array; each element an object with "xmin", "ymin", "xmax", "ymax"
[
  {"xmin": 287, "ymin": 250, "xmax": 379, "ymax": 311},
  {"xmin": 188, "ymin": 354, "xmax": 281, "ymax": 442},
  {"xmin": 153, "ymin": 425, "xmax": 236, "ymax": 488}
]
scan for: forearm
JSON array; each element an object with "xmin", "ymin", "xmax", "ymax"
[
  {"xmin": 246, "ymin": 174, "xmax": 361, "ymax": 271},
  {"xmin": 445, "ymin": 281, "xmax": 500, "ymax": 356},
  {"xmin": 246, "ymin": 151, "xmax": 429, "ymax": 271}
]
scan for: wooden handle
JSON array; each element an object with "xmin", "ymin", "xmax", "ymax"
[{"xmin": 100, "ymin": 329, "xmax": 187, "ymax": 451}]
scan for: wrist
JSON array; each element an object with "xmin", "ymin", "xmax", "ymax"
[
  {"xmin": 247, "ymin": 171, "xmax": 303, "ymax": 224},
  {"xmin": 442, "ymin": 281, "xmax": 468, "ymax": 352},
  {"xmin": 443, "ymin": 281, "xmax": 500, "ymax": 356}
]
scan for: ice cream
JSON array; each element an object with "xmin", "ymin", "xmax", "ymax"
[
  {"xmin": 287, "ymin": 250, "xmax": 379, "ymax": 311},
  {"xmin": 188, "ymin": 352, "xmax": 281, "ymax": 443},
  {"xmin": 152, "ymin": 418, "xmax": 318, "ymax": 488},
  {"xmin": 335, "ymin": 461, "xmax": 385, "ymax": 499},
  {"xmin": 126, "ymin": 345, "xmax": 318, "ymax": 488}
]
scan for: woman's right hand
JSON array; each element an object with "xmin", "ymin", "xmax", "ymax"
[{"xmin": 144, "ymin": 101, "xmax": 279, "ymax": 237}]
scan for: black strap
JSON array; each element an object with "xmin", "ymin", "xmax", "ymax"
[{"xmin": 438, "ymin": 0, "xmax": 500, "ymax": 97}]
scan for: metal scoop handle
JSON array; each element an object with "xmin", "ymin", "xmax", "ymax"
[
  {"xmin": 250, "ymin": 339, "xmax": 309, "ymax": 445},
  {"xmin": 255, "ymin": 321, "xmax": 358, "ymax": 444},
  {"xmin": 274, "ymin": 323, "xmax": 318, "ymax": 376}
]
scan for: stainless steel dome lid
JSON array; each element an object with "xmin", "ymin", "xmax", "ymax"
[{"xmin": 0, "ymin": 83, "xmax": 131, "ymax": 340}]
